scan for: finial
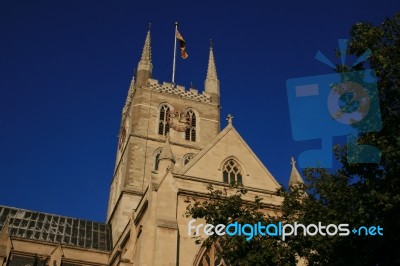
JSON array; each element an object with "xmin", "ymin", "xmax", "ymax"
[
  {"xmin": 139, "ymin": 30, "xmax": 152, "ymax": 63},
  {"xmin": 204, "ymin": 39, "xmax": 220, "ymax": 97},
  {"xmin": 135, "ymin": 28, "xmax": 153, "ymax": 86},
  {"xmin": 148, "ymin": 22, "xmax": 152, "ymax": 31},
  {"xmin": 205, "ymin": 42, "xmax": 218, "ymax": 80},
  {"xmin": 288, "ymin": 156, "xmax": 304, "ymax": 189},
  {"xmin": 291, "ymin": 157, "xmax": 296, "ymax": 167},
  {"xmin": 226, "ymin": 114, "xmax": 234, "ymax": 124}
]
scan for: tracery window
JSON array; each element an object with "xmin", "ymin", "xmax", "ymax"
[
  {"xmin": 195, "ymin": 240, "xmax": 229, "ymax": 266},
  {"xmin": 158, "ymin": 104, "xmax": 170, "ymax": 136},
  {"xmin": 185, "ymin": 109, "xmax": 196, "ymax": 142},
  {"xmin": 222, "ymin": 159, "xmax": 243, "ymax": 185}
]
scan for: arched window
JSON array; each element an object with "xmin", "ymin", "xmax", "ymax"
[
  {"xmin": 154, "ymin": 148, "xmax": 162, "ymax": 170},
  {"xmin": 185, "ymin": 109, "xmax": 196, "ymax": 142},
  {"xmin": 194, "ymin": 239, "xmax": 228, "ymax": 266},
  {"xmin": 158, "ymin": 104, "xmax": 170, "ymax": 136},
  {"xmin": 222, "ymin": 159, "xmax": 243, "ymax": 185},
  {"xmin": 183, "ymin": 153, "xmax": 195, "ymax": 165}
]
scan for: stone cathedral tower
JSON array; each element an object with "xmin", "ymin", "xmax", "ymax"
[
  {"xmin": 105, "ymin": 30, "xmax": 283, "ymax": 266},
  {"xmin": 0, "ymin": 29, "xmax": 299, "ymax": 266},
  {"xmin": 106, "ymin": 30, "xmax": 221, "ymax": 244}
]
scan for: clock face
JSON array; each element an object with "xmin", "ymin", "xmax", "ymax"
[{"xmin": 167, "ymin": 110, "xmax": 190, "ymax": 132}]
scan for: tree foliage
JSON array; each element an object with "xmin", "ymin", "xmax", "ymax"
[
  {"xmin": 185, "ymin": 185, "xmax": 299, "ymax": 265},
  {"xmin": 186, "ymin": 13, "xmax": 400, "ymax": 265},
  {"xmin": 333, "ymin": 12, "xmax": 400, "ymax": 264}
]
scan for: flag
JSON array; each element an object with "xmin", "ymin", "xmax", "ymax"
[{"xmin": 176, "ymin": 30, "xmax": 188, "ymax": 59}]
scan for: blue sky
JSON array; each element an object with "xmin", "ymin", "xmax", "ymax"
[{"xmin": 0, "ymin": 1, "xmax": 398, "ymax": 222}]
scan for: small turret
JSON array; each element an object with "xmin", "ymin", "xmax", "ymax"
[{"xmin": 158, "ymin": 136, "xmax": 176, "ymax": 173}]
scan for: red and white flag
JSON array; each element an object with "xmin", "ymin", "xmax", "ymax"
[{"xmin": 176, "ymin": 30, "xmax": 188, "ymax": 59}]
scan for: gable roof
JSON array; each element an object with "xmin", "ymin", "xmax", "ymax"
[{"xmin": 178, "ymin": 123, "xmax": 281, "ymax": 191}]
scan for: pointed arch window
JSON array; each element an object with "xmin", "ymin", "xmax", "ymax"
[
  {"xmin": 222, "ymin": 159, "xmax": 243, "ymax": 185},
  {"xmin": 154, "ymin": 148, "xmax": 162, "ymax": 170},
  {"xmin": 194, "ymin": 239, "xmax": 228, "ymax": 266},
  {"xmin": 158, "ymin": 104, "xmax": 170, "ymax": 136},
  {"xmin": 185, "ymin": 109, "xmax": 197, "ymax": 142}
]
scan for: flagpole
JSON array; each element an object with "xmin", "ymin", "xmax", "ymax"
[{"xmin": 172, "ymin": 22, "xmax": 178, "ymax": 84}]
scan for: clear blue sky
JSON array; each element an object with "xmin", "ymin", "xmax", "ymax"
[{"xmin": 0, "ymin": 1, "xmax": 398, "ymax": 222}]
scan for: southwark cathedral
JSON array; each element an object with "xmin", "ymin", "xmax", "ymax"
[{"xmin": 0, "ymin": 30, "xmax": 303, "ymax": 266}]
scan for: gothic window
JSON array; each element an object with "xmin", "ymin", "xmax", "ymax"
[
  {"xmin": 222, "ymin": 159, "xmax": 243, "ymax": 185},
  {"xmin": 185, "ymin": 109, "xmax": 197, "ymax": 142},
  {"xmin": 183, "ymin": 153, "xmax": 195, "ymax": 165},
  {"xmin": 195, "ymin": 239, "xmax": 229, "ymax": 266},
  {"xmin": 158, "ymin": 104, "xmax": 170, "ymax": 136},
  {"xmin": 154, "ymin": 148, "xmax": 162, "ymax": 170}
]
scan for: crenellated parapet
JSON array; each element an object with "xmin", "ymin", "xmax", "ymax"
[{"xmin": 147, "ymin": 79, "xmax": 212, "ymax": 103}]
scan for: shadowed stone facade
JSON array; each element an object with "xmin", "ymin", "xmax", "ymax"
[{"xmin": 0, "ymin": 30, "xmax": 302, "ymax": 266}]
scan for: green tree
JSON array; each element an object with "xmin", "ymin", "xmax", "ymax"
[
  {"xmin": 281, "ymin": 13, "xmax": 400, "ymax": 264},
  {"xmin": 185, "ymin": 185, "xmax": 299, "ymax": 265},
  {"xmin": 282, "ymin": 13, "xmax": 400, "ymax": 264},
  {"xmin": 333, "ymin": 12, "xmax": 399, "ymax": 264},
  {"xmin": 186, "ymin": 13, "xmax": 400, "ymax": 265}
]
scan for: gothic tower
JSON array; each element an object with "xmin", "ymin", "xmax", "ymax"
[
  {"xmin": 105, "ymin": 29, "xmax": 282, "ymax": 266},
  {"xmin": 106, "ymin": 30, "xmax": 221, "ymax": 244}
]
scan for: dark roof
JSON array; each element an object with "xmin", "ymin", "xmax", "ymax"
[{"xmin": 0, "ymin": 205, "xmax": 112, "ymax": 252}]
